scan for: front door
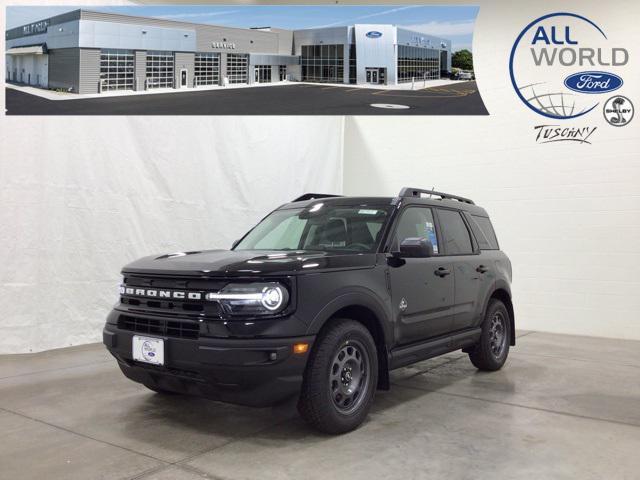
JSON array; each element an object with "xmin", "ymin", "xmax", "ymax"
[
  {"xmin": 366, "ymin": 68, "xmax": 379, "ymax": 84},
  {"xmin": 180, "ymin": 69, "xmax": 187, "ymax": 87},
  {"xmin": 387, "ymin": 206, "xmax": 455, "ymax": 346}
]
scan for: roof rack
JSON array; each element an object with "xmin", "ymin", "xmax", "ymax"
[
  {"xmin": 398, "ymin": 187, "xmax": 475, "ymax": 205},
  {"xmin": 292, "ymin": 193, "xmax": 343, "ymax": 202}
]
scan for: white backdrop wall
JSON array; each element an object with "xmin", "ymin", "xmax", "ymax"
[
  {"xmin": 0, "ymin": 117, "xmax": 344, "ymax": 353},
  {"xmin": 343, "ymin": 0, "xmax": 640, "ymax": 340},
  {"xmin": 2, "ymin": 0, "xmax": 639, "ymax": 354}
]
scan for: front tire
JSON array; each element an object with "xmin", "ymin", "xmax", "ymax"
[
  {"xmin": 298, "ymin": 319, "xmax": 378, "ymax": 434},
  {"xmin": 468, "ymin": 299, "xmax": 510, "ymax": 371}
]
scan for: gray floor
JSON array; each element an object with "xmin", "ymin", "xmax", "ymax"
[{"xmin": 1, "ymin": 331, "xmax": 639, "ymax": 480}]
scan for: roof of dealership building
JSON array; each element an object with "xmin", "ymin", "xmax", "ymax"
[{"xmin": 6, "ymin": 8, "xmax": 451, "ymax": 45}]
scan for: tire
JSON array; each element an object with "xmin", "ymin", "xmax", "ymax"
[
  {"xmin": 298, "ymin": 319, "xmax": 378, "ymax": 434},
  {"xmin": 468, "ymin": 299, "xmax": 510, "ymax": 371}
]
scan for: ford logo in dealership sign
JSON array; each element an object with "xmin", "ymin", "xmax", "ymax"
[
  {"xmin": 563, "ymin": 71, "xmax": 623, "ymax": 94},
  {"xmin": 366, "ymin": 31, "xmax": 383, "ymax": 39}
]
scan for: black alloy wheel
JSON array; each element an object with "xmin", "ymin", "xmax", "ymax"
[
  {"xmin": 298, "ymin": 319, "xmax": 378, "ymax": 434},
  {"xmin": 468, "ymin": 299, "xmax": 511, "ymax": 371}
]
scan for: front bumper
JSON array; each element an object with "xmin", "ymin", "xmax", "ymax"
[{"xmin": 103, "ymin": 324, "xmax": 314, "ymax": 407}]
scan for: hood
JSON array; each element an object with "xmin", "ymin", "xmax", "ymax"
[{"xmin": 122, "ymin": 249, "xmax": 377, "ymax": 277}]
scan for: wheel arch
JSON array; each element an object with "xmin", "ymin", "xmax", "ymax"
[
  {"xmin": 486, "ymin": 284, "xmax": 515, "ymax": 346},
  {"xmin": 308, "ymin": 293, "xmax": 392, "ymax": 391}
]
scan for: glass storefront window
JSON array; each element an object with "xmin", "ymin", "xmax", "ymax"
[
  {"xmin": 301, "ymin": 43, "xmax": 345, "ymax": 83},
  {"xmin": 255, "ymin": 65, "xmax": 271, "ymax": 83},
  {"xmin": 397, "ymin": 45, "xmax": 441, "ymax": 83},
  {"xmin": 349, "ymin": 44, "xmax": 357, "ymax": 84}
]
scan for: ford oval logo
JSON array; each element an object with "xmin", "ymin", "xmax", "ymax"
[
  {"xmin": 366, "ymin": 31, "xmax": 383, "ymax": 39},
  {"xmin": 564, "ymin": 71, "xmax": 623, "ymax": 94}
]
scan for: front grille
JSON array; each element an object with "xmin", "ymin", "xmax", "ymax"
[
  {"xmin": 120, "ymin": 297, "xmax": 215, "ymax": 314},
  {"xmin": 120, "ymin": 275, "xmax": 226, "ymax": 318},
  {"xmin": 118, "ymin": 315, "xmax": 200, "ymax": 339}
]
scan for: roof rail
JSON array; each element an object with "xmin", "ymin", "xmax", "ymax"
[
  {"xmin": 292, "ymin": 193, "xmax": 343, "ymax": 202},
  {"xmin": 398, "ymin": 187, "xmax": 475, "ymax": 205}
]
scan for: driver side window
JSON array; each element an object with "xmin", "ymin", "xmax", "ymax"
[{"xmin": 393, "ymin": 207, "xmax": 439, "ymax": 254}]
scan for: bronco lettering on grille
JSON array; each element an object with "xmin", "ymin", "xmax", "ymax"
[{"xmin": 120, "ymin": 286, "xmax": 203, "ymax": 300}]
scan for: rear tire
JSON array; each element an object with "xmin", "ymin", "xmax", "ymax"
[
  {"xmin": 468, "ymin": 299, "xmax": 510, "ymax": 371},
  {"xmin": 298, "ymin": 319, "xmax": 378, "ymax": 434}
]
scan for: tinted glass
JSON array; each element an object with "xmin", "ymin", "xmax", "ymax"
[
  {"xmin": 393, "ymin": 207, "xmax": 439, "ymax": 254},
  {"xmin": 470, "ymin": 215, "xmax": 499, "ymax": 250},
  {"xmin": 437, "ymin": 209, "xmax": 473, "ymax": 254},
  {"xmin": 235, "ymin": 206, "xmax": 390, "ymax": 253},
  {"xmin": 300, "ymin": 43, "xmax": 345, "ymax": 83}
]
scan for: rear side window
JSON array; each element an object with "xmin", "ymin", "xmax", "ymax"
[
  {"xmin": 437, "ymin": 209, "xmax": 474, "ymax": 255},
  {"xmin": 469, "ymin": 215, "xmax": 499, "ymax": 250}
]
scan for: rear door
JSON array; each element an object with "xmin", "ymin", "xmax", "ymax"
[
  {"xmin": 387, "ymin": 206, "xmax": 455, "ymax": 345},
  {"xmin": 435, "ymin": 208, "xmax": 487, "ymax": 331}
]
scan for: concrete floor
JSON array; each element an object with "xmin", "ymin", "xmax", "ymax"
[{"xmin": 0, "ymin": 331, "xmax": 638, "ymax": 480}]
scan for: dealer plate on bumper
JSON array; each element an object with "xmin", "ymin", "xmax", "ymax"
[{"xmin": 132, "ymin": 336, "xmax": 164, "ymax": 366}]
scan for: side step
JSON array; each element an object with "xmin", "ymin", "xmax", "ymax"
[{"xmin": 389, "ymin": 328, "xmax": 481, "ymax": 370}]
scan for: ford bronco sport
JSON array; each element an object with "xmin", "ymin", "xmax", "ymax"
[{"xmin": 104, "ymin": 188, "xmax": 514, "ymax": 434}]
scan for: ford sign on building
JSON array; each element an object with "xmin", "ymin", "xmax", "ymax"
[{"xmin": 5, "ymin": 10, "xmax": 452, "ymax": 94}]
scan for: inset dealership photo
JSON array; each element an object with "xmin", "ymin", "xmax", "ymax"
[{"xmin": 5, "ymin": 5, "xmax": 486, "ymax": 115}]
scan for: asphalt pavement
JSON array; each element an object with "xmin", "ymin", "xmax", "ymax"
[{"xmin": 6, "ymin": 81, "xmax": 488, "ymax": 115}]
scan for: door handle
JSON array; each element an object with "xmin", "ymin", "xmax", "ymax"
[
  {"xmin": 434, "ymin": 267, "xmax": 451, "ymax": 277},
  {"xmin": 476, "ymin": 265, "xmax": 489, "ymax": 274}
]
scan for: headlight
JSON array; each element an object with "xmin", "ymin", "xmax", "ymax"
[{"xmin": 205, "ymin": 282, "xmax": 290, "ymax": 316}]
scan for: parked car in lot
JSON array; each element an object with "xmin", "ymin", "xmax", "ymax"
[
  {"xmin": 458, "ymin": 70, "xmax": 474, "ymax": 80},
  {"xmin": 104, "ymin": 187, "xmax": 514, "ymax": 433}
]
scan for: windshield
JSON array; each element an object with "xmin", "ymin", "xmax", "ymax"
[{"xmin": 234, "ymin": 205, "xmax": 391, "ymax": 253}]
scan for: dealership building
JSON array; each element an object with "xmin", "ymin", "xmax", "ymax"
[{"xmin": 5, "ymin": 9, "xmax": 452, "ymax": 94}]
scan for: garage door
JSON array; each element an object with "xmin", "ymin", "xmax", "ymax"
[
  {"xmin": 146, "ymin": 51, "xmax": 175, "ymax": 89},
  {"xmin": 100, "ymin": 49, "xmax": 134, "ymax": 91}
]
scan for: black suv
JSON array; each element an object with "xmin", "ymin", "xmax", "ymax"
[{"xmin": 104, "ymin": 188, "xmax": 514, "ymax": 433}]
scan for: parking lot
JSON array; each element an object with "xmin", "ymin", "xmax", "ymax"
[{"xmin": 6, "ymin": 81, "xmax": 487, "ymax": 115}]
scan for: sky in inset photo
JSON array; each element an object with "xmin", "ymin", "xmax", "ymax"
[{"xmin": 6, "ymin": 5, "xmax": 478, "ymax": 51}]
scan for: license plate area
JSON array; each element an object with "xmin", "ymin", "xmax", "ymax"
[{"xmin": 132, "ymin": 335, "xmax": 165, "ymax": 366}]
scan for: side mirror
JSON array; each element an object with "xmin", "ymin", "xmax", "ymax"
[
  {"xmin": 231, "ymin": 239, "xmax": 241, "ymax": 249},
  {"xmin": 399, "ymin": 237, "xmax": 434, "ymax": 258}
]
